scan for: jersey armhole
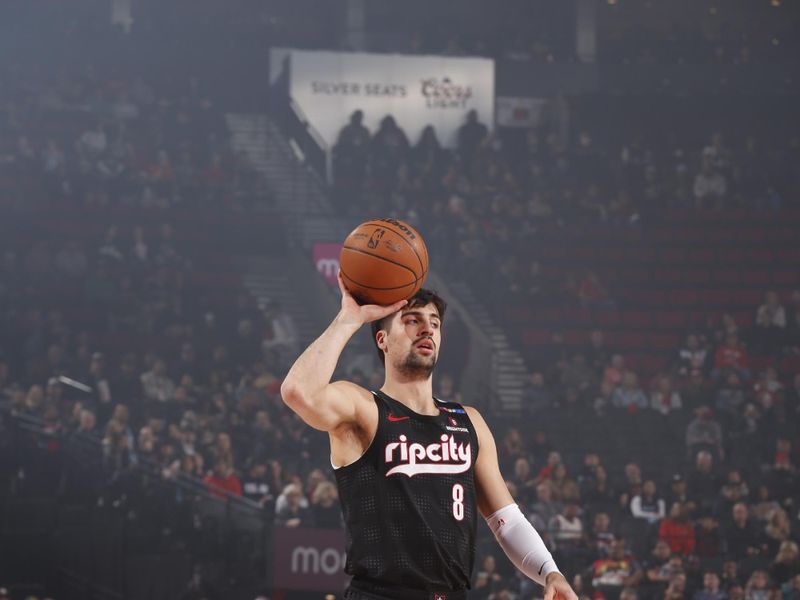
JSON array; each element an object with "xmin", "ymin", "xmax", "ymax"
[
  {"xmin": 331, "ymin": 391, "xmax": 383, "ymax": 470},
  {"xmin": 458, "ymin": 403, "xmax": 481, "ymax": 461}
]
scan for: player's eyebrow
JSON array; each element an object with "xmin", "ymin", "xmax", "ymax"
[{"xmin": 401, "ymin": 310, "xmax": 440, "ymax": 321}]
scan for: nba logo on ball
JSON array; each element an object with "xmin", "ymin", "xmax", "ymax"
[
  {"xmin": 434, "ymin": 594, "xmax": 447, "ymax": 600},
  {"xmin": 339, "ymin": 218, "xmax": 429, "ymax": 306}
]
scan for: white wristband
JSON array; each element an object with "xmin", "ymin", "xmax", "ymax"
[{"xmin": 486, "ymin": 503, "xmax": 561, "ymax": 586}]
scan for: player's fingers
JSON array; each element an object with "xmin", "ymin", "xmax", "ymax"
[
  {"xmin": 543, "ymin": 584, "xmax": 555, "ymax": 600},
  {"xmin": 365, "ymin": 299, "xmax": 407, "ymax": 321},
  {"xmin": 381, "ymin": 298, "xmax": 408, "ymax": 317},
  {"xmin": 337, "ymin": 270, "xmax": 349, "ymax": 296}
]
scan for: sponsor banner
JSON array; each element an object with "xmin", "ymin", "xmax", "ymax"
[
  {"xmin": 495, "ymin": 96, "xmax": 546, "ymax": 128},
  {"xmin": 281, "ymin": 49, "xmax": 494, "ymax": 149},
  {"xmin": 313, "ymin": 242, "xmax": 342, "ymax": 286},
  {"xmin": 273, "ymin": 527, "xmax": 348, "ymax": 591}
]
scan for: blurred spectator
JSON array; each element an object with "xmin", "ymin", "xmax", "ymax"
[
  {"xmin": 642, "ymin": 540, "xmax": 676, "ymax": 595},
  {"xmin": 723, "ymin": 502, "xmax": 765, "ymax": 561},
  {"xmin": 754, "ymin": 292, "xmax": 787, "ymax": 353},
  {"xmin": 582, "ymin": 464, "xmax": 618, "ymax": 517},
  {"xmin": 665, "ymin": 474, "xmax": 694, "ymax": 514},
  {"xmin": 764, "ymin": 508, "xmax": 792, "ymax": 555},
  {"xmin": 261, "ymin": 300, "xmax": 298, "ymax": 368},
  {"xmin": 563, "ymin": 354, "xmax": 597, "ymax": 396},
  {"xmin": 241, "ymin": 461, "xmax": 272, "ymax": 507},
  {"xmin": 587, "ymin": 538, "xmax": 642, "ymax": 600},
  {"xmin": 743, "ymin": 570, "xmax": 771, "ymax": 600},
  {"xmin": 693, "ymin": 155, "xmax": 727, "ymax": 209},
  {"xmin": 786, "ymin": 291, "xmax": 800, "ymax": 351},
  {"xmin": 203, "ymin": 460, "xmax": 242, "ymax": 499},
  {"xmin": 678, "ymin": 334, "xmax": 709, "ymax": 377},
  {"xmin": 473, "ymin": 554, "xmax": 503, "ymax": 597},
  {"xmin": 310, "ymin": 480, "xmax": 341, "ymax": 529},
  {"xmin": 687, "ymin": 450, "xmax": 719, "ymax": 512},
  {"xmin": 603, "ymin": 355, "xmax": 627, "ymax": 388},
  {"xmin": 770, "ymin": 541, "xmax": 800, "ymax": 585},
  {"xmin": 721, "ymin": 560, "xmax": 744, "ymax": 590},
  {"xmin": 511, "ymin": 456, "xmax": 538, "ymax": 505},
  {"xmin": 612, "ymin": 372, "xmax": 649, "ymax": 411},
  {"xmin": 630, "ymin": 480, "xmax": 666, "ymax": 524},
  {"xmin": 529, "ymin": 481, "xmax": 562, "ymax": 533},
  {"xmin": 588, "ymin": 512, "xmax": 616, "ymax": 559},
  {"xmin": 686, "ymin": 407, "xmax": 724, "ymax": 461},
  {"xmin": 694, "ymin": 571, "xmax": 728, "ymax": 600},
  {"xmin": 650, "ymin": 375, "xmax": 683, "ymax": 415},
  {"xmin": 550, "ymin": 502, "xmax": 585, "ymax": 551},
  {"xmin": 694, "ymin": 514, "xmax": 722, "ymax": 559},
  {"xmin": 524, "ymin": 371, "xmax": 555, "ymax": 417},
  {"xmin": 588, "ymin": 330, "xmax": 612, "ymax": 375},
  {"xmin": 457, "ymin": 110, "xmax": 488, "ymax": 164},
  {"xmin": 715, "ymin": 373, "xmax": 747, "ymax": 422},
  {"xmin": 752, "ymin": 368, "xmax": 783, "ymax": 412},
  {"xmin": 717, "ymin": 469, "xmax": 750, "ymax": 518},
  {"xmin": 140, "ymin": 358, "xmax": 176, "ymax": 404},
  {"xmin": 659, "ymin": 502, "xmax": 696, "ymax": 556},
  {"xmin": 275, "ymin": 483, "xmax": 313, "ymax": 528},
  {"xmin": 714, "ymin": 333, "xmax": 750, "ymax": 382}
]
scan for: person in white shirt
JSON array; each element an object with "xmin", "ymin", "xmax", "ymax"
[{"xmin": 630, "ymin": 480, "xmax": 666, "ymax": 524}]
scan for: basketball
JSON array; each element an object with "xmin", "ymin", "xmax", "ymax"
[{"xmin": 339, "ymin": 218, "xmax": 429, "ymax": 305}]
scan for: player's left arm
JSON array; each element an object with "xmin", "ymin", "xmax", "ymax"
[{"xmin": 465, "ymin": 405, "xmax": 578, "ymax": 600}]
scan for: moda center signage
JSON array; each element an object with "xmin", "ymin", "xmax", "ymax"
[
  {"xmin": 272, "ymin": 526, "xmax": 348, "ymax": 591},
  {"xmin": 273, "ymin": 49, "xmax": 494, "ymax": 149}
]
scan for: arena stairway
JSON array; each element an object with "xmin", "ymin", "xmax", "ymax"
[
  {"xmin": 236, "ymin": 255, "xmax": 322, "ymax": 348},
  {"xmin": 226, "ymin": 113, "xmax": 348, "ymax": 248}
]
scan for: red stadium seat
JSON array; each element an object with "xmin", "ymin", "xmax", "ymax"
[
  {"xmin": 654, "ymin": 311, "xmax": 688, "ymax": 330},
  {"xmin": 741, "ymin": 270, "xmax": 771, "ymax": 286},
  {"xmin": 670, "ymin": 290, "xmax": 699, "ymax": 307},
  {"xmin": 522, "ymin": 330, "xmax": 551, "ymax": 346},
  {"xmin": 714, "ymin": 269, "xmax": 740, "ymax": 285},
  {"xmin": 622, "ymin": 310, "xmax": 653, "ymax": 328},
  {"xmin": 773, "ymin": 271, "xmax": 799, "ymax": 285}
]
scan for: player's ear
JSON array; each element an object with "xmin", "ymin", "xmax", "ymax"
[{"xmin": 376, "ymin": 329, "xmax": 387, "ymax": 351}]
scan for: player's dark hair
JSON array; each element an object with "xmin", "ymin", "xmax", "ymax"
[{"xmin": 370, "ymin": 288, "xmax": 447, "ymax": 366}]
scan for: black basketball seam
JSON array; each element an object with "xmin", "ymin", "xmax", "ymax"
[
  {"xmin": 341, "ymin": 245, "xmax": 421, "ymax": 281},
  {"xmin": 364, "ymin": 220, "xmax": 426, "ymax": 276},
  {"xmin": 340, "ymin": 269, "xmax": 420, "ymax": 292}
]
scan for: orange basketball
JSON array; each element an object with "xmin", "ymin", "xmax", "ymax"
[{"xmin": 339, "ymin": 218, "xmax": 429, "ymax": 305}]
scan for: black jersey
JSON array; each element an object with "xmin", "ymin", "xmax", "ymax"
[{"xmin": 334, "ymin": 390, "xmax": 480, "ymax": 599}]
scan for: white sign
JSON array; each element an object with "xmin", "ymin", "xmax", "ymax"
[{"xmin": 279, "ymin": 49, "xmax": 495, "ymax": 149}]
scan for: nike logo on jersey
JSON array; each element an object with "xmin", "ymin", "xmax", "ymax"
[
  {"xmin": 387, "ymin": 414, "xmax": 410, "ymax": 422},
  {"xmin": 384, "ymin": 433, "xmax": 472, "ymax": 477}
]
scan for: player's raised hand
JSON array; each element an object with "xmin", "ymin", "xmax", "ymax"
[
  {"xmin": 543, "ymin": 573, "xmax": 579, "ymax": 600},
  {"xmin": 337, "ymin": 270, "xmax": 407, "ymax": 325}
]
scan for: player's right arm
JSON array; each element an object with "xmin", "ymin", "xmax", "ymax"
[{"xmin": 280, "ymin": 272, "xmax": 406, "ymax": 432}]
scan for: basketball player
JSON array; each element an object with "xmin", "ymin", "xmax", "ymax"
[{"xmin": 281, "ymin": 273, "xmax": 578, "ymax": 600}]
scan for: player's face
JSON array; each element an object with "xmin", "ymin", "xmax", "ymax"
[{"xmin": 384, "ymin": 303, "xmax": 441, "ymax": 379}]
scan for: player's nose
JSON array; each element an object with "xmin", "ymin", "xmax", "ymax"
[{"xmin": 418, "ymin": 319, "xmax": 434, "ymax": 338}]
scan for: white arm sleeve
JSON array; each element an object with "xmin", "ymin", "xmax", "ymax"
[{"xmin": 486, "ymin": 503, "xmax": 561, "ymax": 586}]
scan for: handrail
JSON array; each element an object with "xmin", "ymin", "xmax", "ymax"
[
  {"xmin": 268, "ymin": 83, "xmax": 329, "ymax": 182},
  {"xmin": 289, "ymin": 97, "xmax": 329, "ymax": 155}
]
